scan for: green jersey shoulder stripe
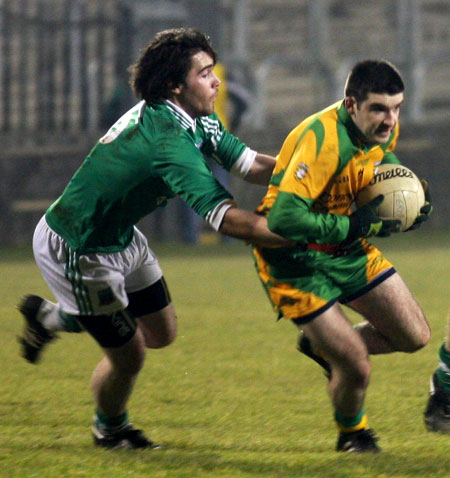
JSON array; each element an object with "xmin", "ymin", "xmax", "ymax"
[{"xmin": 199, "ymin": 116, "xmax": 224, "ymax": 148}]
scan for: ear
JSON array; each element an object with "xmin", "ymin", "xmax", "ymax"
[
  {"xmin": 171, "ymin": 83, "xmax": 183, "ymax": 96},
  {"xmin": 345, "ymin": 97, "xmax": 357, "ymax": 115}
]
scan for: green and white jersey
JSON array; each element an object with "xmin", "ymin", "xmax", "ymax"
[{"xmin": 46, "ymin": 100, "xmax": 255, "ymax": 254}]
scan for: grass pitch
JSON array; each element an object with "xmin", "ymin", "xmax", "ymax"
[{"xmin": 0, "ymin": 229, "xmax": 449, "ymax": 478}]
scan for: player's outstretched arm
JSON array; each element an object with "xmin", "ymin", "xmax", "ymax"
[
  {"xmin": 243, "ymin": 154, "xmax": 276, "ymax": 186},
  {"xmin": 219, "ymin": 207, "xmax": 293, "ymax": 247}
]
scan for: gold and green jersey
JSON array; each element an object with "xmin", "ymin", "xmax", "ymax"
[
  {"xmin": 258, "ymin": 100, "xmax": 400, "ymax": 244},
  {"xmin": 46, "ymin": 100, "xmax": 252, "ymax": 254}
]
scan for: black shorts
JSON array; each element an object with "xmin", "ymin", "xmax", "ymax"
[
  {"xmin": 127, "ymin": 276, "xmax": 172, "ymax": 317},
  {"xmin": 77, "ymin": 277, "xmax": 172, "ymax": 348}
]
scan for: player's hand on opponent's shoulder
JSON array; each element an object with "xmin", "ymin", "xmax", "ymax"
[
  {"xmin": 346, "ymin": 194, "xmax": 401, "ymax": 242},
  {"xmin": 405, "ymin": 179, "xmax": 433, "ymax": 231}
]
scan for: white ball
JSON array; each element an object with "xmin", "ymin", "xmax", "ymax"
[{"xmin": 356, "ymin": 164, "xmax": 425, "ymax": 232}]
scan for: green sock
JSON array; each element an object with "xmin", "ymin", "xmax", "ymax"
[
  {"xmin": 95, "ymin": 410, "xmax": 129, "ymax": 434},
  {"xmin": 334, "ymin": 410, "xmax": 368, "ymax": 433},
  {"xmin": 436, "ymin": 343, "xmax": 450, "ymax": 392}
]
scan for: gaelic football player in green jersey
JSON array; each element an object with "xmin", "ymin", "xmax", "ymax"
[
  {"xmin": 253, "ymin": 59, "xmax": 433, "ymax": 452},
  {"xmin": 17, "ymin": 28, "xmax": 289, "ymax": 449},
  {"xmin": 424, "ymin": 308, "xmax": 450, "ymax": 433}
]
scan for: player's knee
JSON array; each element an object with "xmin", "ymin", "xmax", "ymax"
[
  {"xmin": 107, "ymin": 337, "xmax": 146, "ymax": 377},
  {"xmin": 116, "ymin": 352, "xmax": 146, "ymax": 376},
  {"xmin": 402, "ymin": 323, "xmax": 430, "ymax": 353},
  {"xmin": 410, "ymin": 330, "xmax": 430, "ymax": 352},
  {"xmin": 331, "ymin": 347, "xmax": 371, "ymax": 389},
  {"xmin": 344, "ymin": 358, "xmax": 371, "ymax": 389},
  {"xmin": 396, "ymin": 311, "xmax": 430, "ymax": 353},
  {"xmin": 139, "ymin": 309, "xmax": 178, "ymax": 349},
  {"xmin": 151, "ymin": 316, "xmax": 177, "ymax": 348},
  {"xmin": 147, "ymin": 327, "xmax": 177, "ymax": 349}
]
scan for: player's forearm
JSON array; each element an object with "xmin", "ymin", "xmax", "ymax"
[
  {"xmin": 243, "ymin": 154, "xmax": 276, "ymax": 186},
  {"xmin": 268, "ymin": 192, "xmax": 350, "ymax": 244},
  {"xmin": 219, "ymin": 207, "xmax": 292, "ymax": 246}
]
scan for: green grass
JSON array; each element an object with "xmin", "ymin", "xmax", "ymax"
[{"xmin": 0, "ymin": 229, "xmax": 449, "ymax": 477}]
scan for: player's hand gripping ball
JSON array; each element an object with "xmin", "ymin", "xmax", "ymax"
[{"xmin": 356, "ymin": 164, "xmax": 428, "ymax": 232}]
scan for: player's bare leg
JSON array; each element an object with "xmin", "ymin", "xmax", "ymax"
[
  {"xmin": 298, "ymin": 304, "xmax": 380, "ymax": 452},
  {"xmin": 91, "ymin": 327, "xmax": 146, "ymax": 417},
  {"xmin": 299, "ymin": 304, "xmax": 370, "ymax": 416},
  {"xmin": 90, "ymin": 326, "xmax": 161, "ymax": 449},
  {"xmin": 347, "ymin": 272, "xmax": 430, "ymax": 354},
  {"xmin": 90, "ymin": 303, "xmax": 177, "ymax": 449}
]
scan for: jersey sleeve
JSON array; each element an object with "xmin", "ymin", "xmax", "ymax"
[
  {"xmin": 151, "ymin": 131, "xmax": 234, "ymax": 225},
  {"xmin": 268, "ymin": 127, "xmax": 350, "ymax": 244},
  {"xmin": 198, "ymin": 113, "xmax": 249, "ymax": 173}
]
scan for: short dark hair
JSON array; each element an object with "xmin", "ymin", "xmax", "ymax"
[
  {"xmin": 344, "ymin": 59, "xmax": 405, "ymax": 103},
  {"xmin": 128, "ymin": 28, "xmax": 217, "ymax": 104}
]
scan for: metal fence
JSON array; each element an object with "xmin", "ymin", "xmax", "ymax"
[
  {"xmin": 0, "ymin": 0, "xmax": 132, "ymax": 139},
  {"xmin": 0, "ymin": 0, "xmax": 137, "ymax": 245}
]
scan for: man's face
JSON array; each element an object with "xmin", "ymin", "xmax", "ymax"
[
  {"xmin": 171, "ymin": 51, "xmax": 220, "ymax": 118},
  {"xmin": 346, "ymin": 92, "xmax": 404, "ymax": 144}
]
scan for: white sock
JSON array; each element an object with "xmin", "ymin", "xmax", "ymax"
[{"xmin": 38, "ymin": 300, "xmax": 65, "ymax": 332}]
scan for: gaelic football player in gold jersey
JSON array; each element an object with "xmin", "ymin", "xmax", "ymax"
[{"xmin": 253, "ymin": 59, "xmax": 432, "ymax": 452}]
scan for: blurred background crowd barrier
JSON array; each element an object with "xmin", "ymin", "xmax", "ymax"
[{"xmin": 0, "ymin": 0, "xmax": 448, "ymax": 246}]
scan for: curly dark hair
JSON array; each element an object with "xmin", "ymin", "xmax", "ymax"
[
  {"xmin": 128, "ymin": 28, "xmax": 217, "ymax": 104},
  {"xmin": 344, "ymin": 59, "xmax": 405, "ymax": 104}
]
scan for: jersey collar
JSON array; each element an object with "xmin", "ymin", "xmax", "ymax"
[{"xmin": 164, "ymin": 100, "xmax": 197, "ymax": 132}]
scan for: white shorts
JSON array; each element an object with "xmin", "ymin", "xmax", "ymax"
[{"xmin": 33, "ymin": 216, "xmax": 163, "ymax": 315}]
